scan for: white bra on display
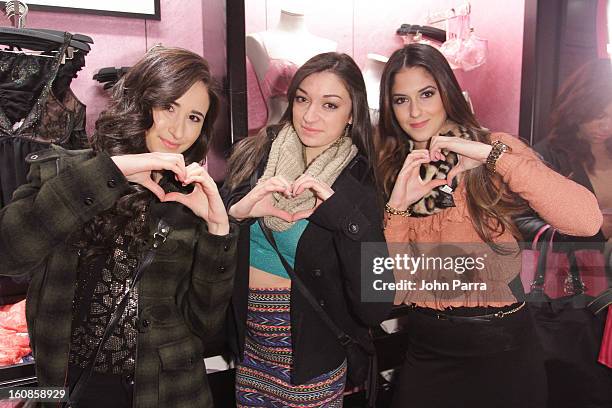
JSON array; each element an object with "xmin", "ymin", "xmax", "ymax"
[{"xmin": 439, "ymin": 13, "xmax": 488, "ymax": 71}]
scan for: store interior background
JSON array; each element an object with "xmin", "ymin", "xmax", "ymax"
[
  {"xmin": 0, "ymin": 0, "xmax": 525, "ymax": 178},
  {"xmin": 0, "ymin": 1, "xmax": 609, "ymax": 405},
  {"xmin": 0, "ymin": 0, "xmax": 608, "ymax": 176}
]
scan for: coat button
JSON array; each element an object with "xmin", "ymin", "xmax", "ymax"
[
  {"xmin": 223, "ymin": 242, "xmax": 230, "ymax": 252},
  {"xmin": 319, "ymin": 299, "xmax": 325, "ymax": 307},
  {"xmin": 142, "ymin": 319, "xmax": 150, "ymax": 328},
  {"xmin": 218, "ymin": 265, "xmax": 226, "ymax": 273},
  {"xmin": 107, "ymin": 179, "xmax": 117, "ymax": 188},
  {"xmin": 348, "ymin": 223, "xmax": 359, "ymax": 234},
  {"xmin": 84, "ymin": 197, "xmax": 94, "ymax": 206},
  {"xmin": 313, "ymin": 269, "xmax": 322, "ymax": 277}
]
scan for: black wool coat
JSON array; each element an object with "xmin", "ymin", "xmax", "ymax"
[{"xmin": 222, "ymin": 146, "xmax": 394, "ymax": 384}]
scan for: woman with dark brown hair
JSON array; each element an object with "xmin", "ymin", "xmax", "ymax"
[
  {"xmin": 223, "ymin": 52, "xmax": 393, "ymax": 407},
  {"xmin": 378, "ymin": 43, "xmax": 602, "ymax": 408},
  {"xmin": 533, "ymin": 58, "xmax": 612, "ymax": 242},
  {"xmin": 516, "ymin": 58, "xmax": 612, "ymax": 408},
  {"xmin": 0, "ymin": 46, "xmax": 237, "ymax": 407}
]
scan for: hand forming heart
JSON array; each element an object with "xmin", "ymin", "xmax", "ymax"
[
  {"xmin": 387, "ymin": 136, "xmax": 494, "ymax": 211},
  {"xmin": 111, "ymin": 153, "xmax": 229, "ymax": 235},
  {"xmin": 428, "ymin": 135, "xmax": 493, "ymax": 185},
  {"xmin": 387, "ymin": 149, "xmax": 448, "ymax": 211},
  {"xmin": 111, "ymin": 152, "xmax": 187, "ymax": 201},
  {"xmin": 228, "ymin": 174, "xmax": 335, "ymax": 222},
  {"xmin": 162, "ymin": 163, "xmax": 229, "ymax": 234}
]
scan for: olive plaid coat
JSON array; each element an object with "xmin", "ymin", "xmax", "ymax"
[{"xmin": 0, "ymin": 146, "xmax": 237, "ymax": 407}]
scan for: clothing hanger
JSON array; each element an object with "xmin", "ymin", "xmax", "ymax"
[
  {"xmin": 28, "ymin": 29, "xmax": 93, "ymax": 45},
  {"xmin": 1, "ymin": 2, "xmax": 91, "ymax": 52},
  {"xmin": 426, "ymin": 2, "xmax": 472, "ymax": 25},
  {"xmin": 93, "ymin": 66, "xmax": 131, "ymax": 89},
  {"xmin": 396, "ymin": 24, "xmax": 446, "ymax": 43},
  {"xmin": 0, "ymin": 28, "xmax": 91, "ymax": 52}
]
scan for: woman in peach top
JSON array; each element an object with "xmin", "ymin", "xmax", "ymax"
[{"xmin": 377, "ymin": 44, "xmax": 602, "ymax": 408}]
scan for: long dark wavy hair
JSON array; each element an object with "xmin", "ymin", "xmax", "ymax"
[
  {"xmin": 225, "ymin": 52, "xmax": 378, "ymax": 193},
  {"xmin": 546, "ymin": 58, "xmax": 612, "ymax": 173},
  {"xmin": 376, "ymin": 44, "xmax": 529, "ymax": 251},
  {"xmin": 78, "ymin": 46, "xmax": 219, "ymax": 257}
]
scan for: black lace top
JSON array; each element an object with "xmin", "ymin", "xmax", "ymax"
[
  {"xmin": 69, "ymin": 233, "xmax": 140, "ymax": 376},
  {"xmin": 0, "ymin": 34, "xmax": 88, "ymax": 207}
]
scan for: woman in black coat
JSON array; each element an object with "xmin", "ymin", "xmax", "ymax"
[{"xmin": 222, "ymin": 52, "xmax": 394, "ymax": 406}]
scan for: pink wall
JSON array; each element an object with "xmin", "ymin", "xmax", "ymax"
[{"xmin": 245, "ymin": 0, "xmax": 526, "ymax": 135}]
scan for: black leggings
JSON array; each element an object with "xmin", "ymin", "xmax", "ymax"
[{"xmin": 391, "ymin": 304, "xmax": 547, "ymax": 408}]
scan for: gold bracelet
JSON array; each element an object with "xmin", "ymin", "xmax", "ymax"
[
  {"xmin": 486, "ymin": 140, "xmax": 511, "ymax": 173},
  {"xmin": 385, "ymin": 203, "xmax": 412, "ymax": 217}
]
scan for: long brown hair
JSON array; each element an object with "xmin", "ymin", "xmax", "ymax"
[
  {"xmin": 377, "ymin": 44, "xmax": 529, "ymax": 250},
  {"xmin": 547, "ymin": 58, "xmax": 612, "ymax": 173},
  {"xmin": 80, "ymin": 46, "xmax": 219, "ymax": 257},
  {"xmin": 225, "ymin": 52, "xmax": 377, "ymax": 192}
]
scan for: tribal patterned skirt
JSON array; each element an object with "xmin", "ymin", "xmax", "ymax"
[{"xmin": 235, "ymin": 288, "xmax": 347, "ymax": 407}]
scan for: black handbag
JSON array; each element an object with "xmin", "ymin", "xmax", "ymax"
[
  {"xmin": 526, "ymin": 228, "xmax": 612, "ymax": 408},
  {"xmin": 257, "ymin": 218, "xmax": 378, "ymax": 406}
]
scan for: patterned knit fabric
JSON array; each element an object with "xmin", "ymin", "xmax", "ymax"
[{"xmin": 235, "ymin": 288, "xmax": 347, "ymax": 407}]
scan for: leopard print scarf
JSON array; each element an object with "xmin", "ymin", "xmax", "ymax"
[{"xmin": 409, "ymin": 123, "xmax": 478, "ymax": 216}]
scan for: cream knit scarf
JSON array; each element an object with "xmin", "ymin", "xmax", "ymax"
[{"xmin": 259, "ymin": 124, "xmax": 357, "ymax": 231}]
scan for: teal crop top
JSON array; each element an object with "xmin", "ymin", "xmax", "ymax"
[{"xmin": 249, "ymin": 219, "xmax": 308, "ymax": 279}]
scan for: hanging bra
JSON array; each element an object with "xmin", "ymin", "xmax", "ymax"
[
  {"xmin": 39, "ymin": 87, "xmax": 88, "ymax": 148},
  {"xmin": 0, "ymin": 32, "xmax": 74, "ymax": 207},
  {"xmin": 0, "ymin": 32, "xmax": 72, "ymax": 139},
  {"xmin": 439, "ymin": 14, "xmax": 488, "ymax": 71}
]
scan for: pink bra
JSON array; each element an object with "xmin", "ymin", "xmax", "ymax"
[
  {"xmin": 247, "ymin": 56, "xmax": 299, "ymax": 134},
  {"xmin": 260, "ymin": 58, "xmax": 299, "ymax": 100}
]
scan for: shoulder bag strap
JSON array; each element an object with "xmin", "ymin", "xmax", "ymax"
[
  {"xmin": 587, "ymin": 288, "xmax": 612, "ymax": 315},
  {"xmin": 256, "ymin": 218, "xmax": 354, "ymax": 347}
]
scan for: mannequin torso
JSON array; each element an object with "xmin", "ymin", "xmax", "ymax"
[
  {"xmin": 362, "ymin": 53, "xmax": 387, "ymax": 124},
  {"xmin": 246, "ymin": 8, "xmax": 337, "ymax": 125}
]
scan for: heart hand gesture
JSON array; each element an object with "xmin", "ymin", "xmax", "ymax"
[
  {"xmin": 387, "ymin": 149, "xmax": 448, "ymax": 211},
  {"xmin": 229, "ymin": 176, "xmax": 296, "ymax": 222},
  {"xmin": 163, "ymin": 163, "xmax": 230, "ymax": 235},
  {"xmin": 111, "ymin": 152, "xmax": 187, "ymax": 201}
]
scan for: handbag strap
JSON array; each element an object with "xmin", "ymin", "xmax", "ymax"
[
  {"xmin": 531, "ymin": 224, "xmax": 551, "ymax": 250},
  {"xmin": 531, "ymin": 228, "xmax": 554, "ymax": 292},
  {"xmin": 587, "ymin": 288, "xmax": 612, "ymax": 315},
  {"xmin": 530, "ymin": 227, "xmax": 585, "ymax": 295},
  {"xmin": 256, "ymin": 218, "xmax": 355, "ymax": 348},
  {"xmin": 67, "ymin": 219, "xmax": 171, "ymax": 406}
]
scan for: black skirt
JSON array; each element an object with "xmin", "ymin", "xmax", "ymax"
[{"xmin": 391, "ymin": 304, "xmax": 547, "ymax": 408}]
